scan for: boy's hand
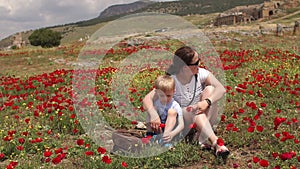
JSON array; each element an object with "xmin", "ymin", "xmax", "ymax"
[
  {"xmin": 150, "ymin": 118, "xmax": 162, "ymax": 133},
  {"xmin": 163, "ymin": 132, "xmax": 174, "ymax": 143}
]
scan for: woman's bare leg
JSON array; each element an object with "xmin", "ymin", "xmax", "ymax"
[
  {"xmin": 201, "ymin": 86, "xmax": 219, "ymax": 127},
  {"xmin": 194, "ymin": 114, "xmax": 217, "ymax": 143}
]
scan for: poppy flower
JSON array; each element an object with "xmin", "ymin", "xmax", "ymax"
[
  {"xmin": 272, "ymin": 152, "xmax": 279, "ymax": 158},
  {"xmin": 189, "ymin": 123, "xmax": 197, "ymax": 129},
  {"xmin": 0, "ymin": 153, "xmax": 5, "ymax": 159},
  {"xmin": 159, "ymin": 123, "xmax": 165, "ymax": 128},
  {"xmin": 52, "ymin": 156, "xmax": 62, "ymax": 165},
  {"xmin": 256, "ymin": 126, "xmax": 264, "ymax": 132},
  {"xmin": 55, "ymin": 148, "xmax": 63, "ymax": 154},
  {"xmin": 131, "ymin": 121, "xmax": 138, "ymax": 125},
  {"xmin": 18, "ymin": 138, "xmax": 25, "ymax": 144},
  {"xmin": 102, "ymin": 155, "xmax": 112, "ymax": 164},
  {"xmin": 186, "ymin": 106, "xmax": 193, "ymax": 112},
  {"xmin": 6, "ymin": 161, "xmax": 18, "ymax": 169},
  {"xmin": 260, "ymin": 103, "xmax": 267, "ymax": 107},
  {"xmin": 216, "ymin": 138, "xmax": 224, "ymax": 146},
  {"xmin": 85, "ymin": 151, "xmax": 94, "ymax": 156},
  {"xmin": 122, "ymin": 161, "xmax": 128, "ymax": 168},
  {"xmin": 97, "ymin": 147, "xmax": 106, "ymax": 154},
  {"xmin": 252, "ymin": 156, "xmax": 260, "ymax": 163},
  {"xmin": 259, "ymin": 159, "xmax": 269, "ymax": 167},
  {"xmin": 44, "ymin": 150, "xmax": 52, "ymax": 157},
  {"xmin": 247, "ymin": 126, "xmax": 255, "ymax": 133},
  {"xmin": 16, "ymin": 146, "xmax": 24, "ymax": 151},
  {"xmin": 141, "ymin": 137, "xmax": 150, "ymax": 144},
  {"xmin": 77, "ymin": 139, "xmax": 84, "ymax": 146}
]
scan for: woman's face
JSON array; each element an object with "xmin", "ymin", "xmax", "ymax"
[{"xmin": 185, "ymin": 51, "xmax": 199, "ymax": 75}]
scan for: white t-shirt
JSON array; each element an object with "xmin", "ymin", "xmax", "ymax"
[
  {"xmin": 171, "ymin": 68, "xmax": 209, "ymax": 107},
  {"xmin": 154, "ymin": 98, "xmax": 182, "ymax": 124}
]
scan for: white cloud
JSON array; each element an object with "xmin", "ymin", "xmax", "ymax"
[{"xmin": 0, "ymin": 0, "xmax": 146, "ymax": 40}]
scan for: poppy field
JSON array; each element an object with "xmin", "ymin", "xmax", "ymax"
[{"xmin": 0, "ymin": 34, "xmax": 299, "ymax": 169}]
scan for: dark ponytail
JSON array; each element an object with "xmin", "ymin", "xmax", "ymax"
[{"xmin": 165, "ymin": 46, "xmax": 195, "ymax": 75}]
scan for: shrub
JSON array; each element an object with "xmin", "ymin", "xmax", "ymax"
[{"xmin": 28, "ymin": 28, "xmax": 62, "ymax": 48}]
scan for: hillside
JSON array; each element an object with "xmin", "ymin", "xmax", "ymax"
[
  {"xmin": 1, "ymin": 0, "xmax": 299, "ymax": 49},
  {"xmin": 98, "ymin": 0, "xmax": 155, "ymax": 19}
]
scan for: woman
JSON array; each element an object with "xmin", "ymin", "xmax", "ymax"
[{"xmin": 143, "ymin": 46, "xmax": 229, "ymax": 157}]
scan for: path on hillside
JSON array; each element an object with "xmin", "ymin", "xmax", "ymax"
[{"xmin": 268, "ymin": 8, "xmax": 300, "ymax": 23}]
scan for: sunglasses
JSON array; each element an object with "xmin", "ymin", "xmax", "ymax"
[{"xmin": 187, "ymin": 59, "xmax": 200, "ymax": 66}]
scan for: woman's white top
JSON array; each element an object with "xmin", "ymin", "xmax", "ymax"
[{"xmin": 171, "ymin": 68, "xmax": 209, "ymax": 107}]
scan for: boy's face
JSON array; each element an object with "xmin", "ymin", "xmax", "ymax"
[{"xmin": 156, "ymin": 89, "xmax": 174, "ymax": 104}]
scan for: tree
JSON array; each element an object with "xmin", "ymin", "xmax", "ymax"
[{"xmin": 28, "ymin": 28, "xmax": 62, "ymax": 48}]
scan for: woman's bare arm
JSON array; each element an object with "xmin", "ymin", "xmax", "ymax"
[{"xmin": 205, "ymin": 73, "xmax": 226, "ymax": 103}]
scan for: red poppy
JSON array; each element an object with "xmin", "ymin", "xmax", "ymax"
[
  {"xmin": 77, "ymin": 139, "xmax": 84, "ymax": 146},
  {"xmin": 55, "ymin": 148, "xmax": 63, "ymax": 154},
  {"xmin": 247, "ymin": 126, "xmax": 255, "ymax": 133},
  {"xmin": 256, "ymin": 126, "xmax": 264, "ymax": 132},
  {"xmin": 6, "ymin": 161, "xmax": 18, "ymax": 169},
  {"xmin": 122, "ymin": 161, "xmax": 128, "ymax": 168},
  {"xmin": 16, "ymin": 146, "xmax": 24, "ymax": 151},
  {"xmin": 52, "ymin": 156, "xmax": 62, "ymax": 165},
  {"xmin": 141, "ymin": 137, "xmax": 150, "ymax": 144},
  {"xmin": 159, "ymin": 123, "xmax": 165, "ymax": 128},
  {"xmin": 45, "ymin": 158, "xmax": 51, "ymax": 163},
  {"xmin": 18, "ymin": 138, "xmax": 25, "ymax": 144},
  {"xmin": 216, "ymin": 138, "xmax": 224, "ymax": 146},
  {"xmin": 85, "ymin": 151, "xmax": 94, "ymax": 156},
  {"xmin": 186, "ymin": 106, "xmax": 192, "ymax": 112},
  {"xmin": 131, "ymin": 121, "xmax": 138, "ymax": 125},
  {"xmin": 259, "ymin": 159, "xmax": 269, "ymax": 167},
  {"xmin": 272, "ymin": 152, "xmax": 279, "ymax": 158},
  {"xmin": 252, "ymin": 156, "xmax": 260, "ymax": 163},
  {"xmin": 189, "ymin": 123, "xmax": 197, "ymax": 129},
  {"xmin": 44, "ymin": 150, "xmax": 52, "ymax": 157},
  {"xmin": 260, "ymin": 103, "xmax": 267, "ymax": 107},
  {"xmin": 0, "ymin": 153, "xmax": 5, "ymax": 159},
  {"xmin": 102, "ymin": 155, "xmax": 112, "ymax": 164},
  {"xmin": 97, "ymin": 147, "xmax": 106, "ymax": 154}
]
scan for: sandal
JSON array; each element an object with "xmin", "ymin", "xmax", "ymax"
[
  {"xmin": 212, "ymin": 139, "xmax": 230, "ymax": 158},
  {"xmin": 199, "ymin": 141, "xmax": 211, "ymax": 150}
]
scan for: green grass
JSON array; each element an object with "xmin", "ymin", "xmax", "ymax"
[{"xmin": 0, "ymin": 33, "xmax": 299, "ymax": 169}]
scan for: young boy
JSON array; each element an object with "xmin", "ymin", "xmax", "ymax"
[{"xmin": 145, "ymin": 75, "xmax": 184, "ymax": 147}]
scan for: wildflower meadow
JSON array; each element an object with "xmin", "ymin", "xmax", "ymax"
[{"xmin": 0, "ymin": 31, "xmax": 299, "ymax": 169}]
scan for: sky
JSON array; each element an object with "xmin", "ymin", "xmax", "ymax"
[{"xmin": 0, "ymin": 0, "xmax": 175, "ymax": 40}]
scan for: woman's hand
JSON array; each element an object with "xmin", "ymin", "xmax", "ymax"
[{"xmin": 194, "ymin": 100, "xmax": 210, "ymax": 115}]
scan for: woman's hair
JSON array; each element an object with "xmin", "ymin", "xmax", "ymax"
[
  {"xmin": 166, "ymin": 46, "xmax": 195, "ymax": 75},
  {"xmin": 155, "ymin": 75, "xmax": 175, "ymax": 92}
]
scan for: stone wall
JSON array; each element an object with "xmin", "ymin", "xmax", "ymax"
[
  {"xmin": 214, "ymin": 0, "xmax": 299, "ymax": 26},
  {"xmin": 12, "ymin": 32, "xmax": 26, "ymax": 49}
]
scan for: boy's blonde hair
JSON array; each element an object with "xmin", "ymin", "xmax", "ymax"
[{"xmin": 155, "ymin": 75, "xmax": 175, "ymax": 92}]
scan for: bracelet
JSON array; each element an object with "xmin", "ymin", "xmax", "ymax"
[{"xmin": 204, "ymin": 98, "xmax": 212, "ymax": 108}]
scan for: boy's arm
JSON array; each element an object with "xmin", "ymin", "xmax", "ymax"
[
  {"xmin": 169, "ymin": 115, "xmax": 184, "ymax": 137},
  {"xmin": 143, "ymin": 89, "xmax": 161, "ymax": 133}
]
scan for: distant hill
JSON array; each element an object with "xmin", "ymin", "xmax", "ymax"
[
  {"xmin": 98, "ymin": 0, "xmax": 155, "ymax": 19},
  {"xmin": 2, "ymin": 0, "xmax": 295, "ymax": 48}
]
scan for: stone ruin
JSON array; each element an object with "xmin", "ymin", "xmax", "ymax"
[
  {"xmin": 12, "ymin": 32, "xmax": 26, "ymax": 49},
  {"xmin": 214, "ymin": 0, "xmax": 299, "ymax": 26}
]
